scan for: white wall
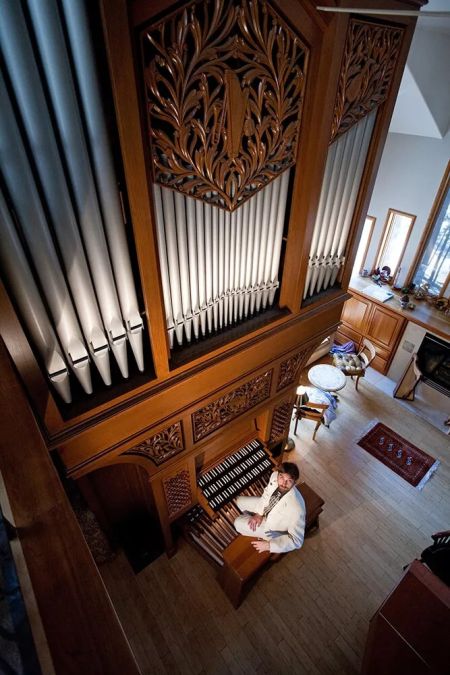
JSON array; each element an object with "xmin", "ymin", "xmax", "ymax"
[{"xmin": 364, "ymin": 130, "xmax": 450, "ymax": 288}]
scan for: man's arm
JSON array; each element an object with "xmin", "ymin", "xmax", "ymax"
[{"xmin": 266, "ymin": 503, "xmax": 306, "ymax": 554}]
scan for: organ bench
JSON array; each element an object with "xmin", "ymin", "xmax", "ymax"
[{"xmin": 218, "ymin": 481, "xmax": 324, "ymax": 608}]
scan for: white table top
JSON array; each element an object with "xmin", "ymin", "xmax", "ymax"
[{"xmin": 307, "ymin": 364, "xmax": 346, "ymax": 392}]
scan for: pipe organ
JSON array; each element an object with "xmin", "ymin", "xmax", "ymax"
[
  {"xmin": 305, "ymin": 110, "xmax": 377, "ymax": 300},
  {"xmin": 154, "ymin": 171, "xmax": 291, "ymax": 347},
  {"xmin": 0, "ymin": 0, "xmax": 422, "ymax": 635},
  {"xmin": 0, "ymin": 0, "xmax": 144, "ymax": 403}
]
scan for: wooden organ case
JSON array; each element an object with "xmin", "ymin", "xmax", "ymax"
[{"xmin": 0, "ymin": 0, "xmax": 424, "ymax": 659}]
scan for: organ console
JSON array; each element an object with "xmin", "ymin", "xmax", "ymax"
[
  {"xmin": 197, "ymin": 439, "xmax": 272, "ymax": 511},
  {"xmin": 184, "ymin": 440, "xmax": 276, "ymax": 566}
]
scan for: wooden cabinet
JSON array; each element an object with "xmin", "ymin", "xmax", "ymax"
[
  {"xmin": 337, "ymin": 290, "xmax": 406, "ymax": 374},
  {"xmin": 362, "ymin": 560, "xmax": 450, "ymax": 674}
]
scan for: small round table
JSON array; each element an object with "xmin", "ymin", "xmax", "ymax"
[{"xmin": 308, "ymin": 364, "xmax": 346, "ymax": 393}]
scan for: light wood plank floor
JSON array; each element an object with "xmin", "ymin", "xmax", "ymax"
[{"xmin": 100, "ymin": 375, "xmax": 450, "ymax": 675}]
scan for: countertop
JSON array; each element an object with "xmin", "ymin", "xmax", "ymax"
[{"xmin": 349, "ymin": 275, "xmax": 450, "ymax": 341}]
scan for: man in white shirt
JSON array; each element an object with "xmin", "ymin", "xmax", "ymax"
[{"xmin": 234, "ymin": 462, "xmax": 306, "ymax": 554}]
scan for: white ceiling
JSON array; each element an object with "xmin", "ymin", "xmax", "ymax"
[{"xmin": 389, "ymin": 0, "xmax": 450, "ymax": 138}]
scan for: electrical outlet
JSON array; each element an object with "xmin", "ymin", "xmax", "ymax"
[{"xmin": 402, "ymin": 340, "xmax": 415, "ymax": 353}]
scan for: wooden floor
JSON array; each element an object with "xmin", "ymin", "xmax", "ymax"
[{"xmin": 100, "ymin": 374, "xmax": 450, "ymax": 675}]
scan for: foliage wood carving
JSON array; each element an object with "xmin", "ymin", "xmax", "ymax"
[
  {"xmin": 123, "ymin": 423, "xmax": 184, "ymax": 466},
  {"xmin": 141, "ymin": 0, "xmax": 308, "ymax": 211},
  {"xmin": 163, "ymin": 469, "xmax": 192, "ymax": 518},
  {"xmin": 192, "ymin": 370, "xmax": 272, "ymax": 441},
  {"xmin": 276, "ymin": 346, "xmax": 315, "ymax": 391},
  {"xmin": 331, "ymin": 20, "xmax": 403, "ymax": 142},
  {"xmin": 269, "ymin": 399, "xmax": 293, "ymax": 442}
]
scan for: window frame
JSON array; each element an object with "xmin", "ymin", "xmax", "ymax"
[
  {"xmin": 406, "ymin": 161, "xmax": 450, "ymax": 296},
  {"xmin": 374, "ymin": 208, "xmax": 416, "ymax": 282}
]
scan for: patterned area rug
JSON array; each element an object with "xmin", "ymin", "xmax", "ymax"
[{"xmin": 358, "ymin": 422, "xmax": 440, "ymax": 490}]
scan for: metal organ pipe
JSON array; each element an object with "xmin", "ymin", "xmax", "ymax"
[
  {"xmin": 270, "ymin": 170, "xmax": 291, "ymax": 304},
  {"xmin": 0, "ymin": 193, "xmax": 71, "ymax": 404},
  {"xmin": 1, "ymin": 0, "xmax": 112, "ymax": 386},
  {"xmin": 27, "ymin": 0, "xmax": 129, "ymax": 378},
  {"xmin": 154, "ymin": 171, "xmax": 291, "ymax": 348},
  {"xmin": 60, "ymin": 0, "xmax": 144, "ymax": 372},
  {"xmin": 304, "ymin": 110, "xmax": 377, "ymax": 300},
  {"xmin": 0, "ymin": 73, "xmax": 92, "ymax": 395}
]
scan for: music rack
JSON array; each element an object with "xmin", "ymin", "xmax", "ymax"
[{"xmin": 197, "ymin": 439, "xmax": 273, "ymax": 511}]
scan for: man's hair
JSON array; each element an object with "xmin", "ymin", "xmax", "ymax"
[{"xmin": 278, "ymin": 461, "xmax": 299, "ymax": 482}]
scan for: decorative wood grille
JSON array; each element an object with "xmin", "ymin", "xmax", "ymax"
[
  {"xmin": 163, "ymin": 469, "xmax": 192, "ymax": 518},
  {"xmin": 276, "ymin": 346, "xmax": 315, "ymax": 391},
  {"xmin": 331, "ymin": 20, "xmax": 403, "ymax": 142},
  {"xmin": 269, "ymin": 399, "xmax": 293, "ymax": 443},
  {"xmin": 122, "ymin": 423, "xmax": 184, "ymax": 466},
  {"xmin": 192, "ymin": 370, "xmax": 273, "ymax": 441},
  {"xmin": 141, "ymin": 0, "xmax": 309, "ymax": 211}
]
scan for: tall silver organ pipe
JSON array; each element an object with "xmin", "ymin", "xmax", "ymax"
[
  {"xmin": 1, "ymin": 0, "xmax": 112, "ymax": 386},
  {"xmin": 0, "ymin": 72, "xmax": 93, "ymax": 396},
  {"xmin": 304, "ymin": 109, "xmax": 376, "ymax": 300},
  {"xmin": 61, "ymin": 0, "xmax": 145, "ymax": 372},
  {"xmin": 154, "ymin": 170, "xmax": 290, "ymax": 348},
  {"xmin": 27, "ymin": 0, "xmax": 129, "ymax": 378},
  {"xmin": 0, "ymin": 193, "xmax": 72, "ymax": 404},
  {"xmin": 0, "ymin": 0, "xmax": 145, "ymax": 401}
]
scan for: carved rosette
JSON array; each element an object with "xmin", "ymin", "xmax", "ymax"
[
  {"xmin": 331, "ymin": 20, "xmax": 403, "ymax": 142},
  {"xmin": 163, "ymin": 469, "xmax": 192, "ymax": 519},
  {"xmin": 269, "ymin": 399, "xmax": 293, "ymax": 443},
  {"xmin": 141, "ymin": 0, "xmax": 308, "ymax": 211},
  {"xmin": 122, "ymin": 423, "xmax": 184, "ymax": 466},
  {"xmin": 192, "ymin": 370, "xmax": 272, "ymax": 441},
  {"xmin": 276, "ymin": 346, "xmax": 315, "ymax": 391}
]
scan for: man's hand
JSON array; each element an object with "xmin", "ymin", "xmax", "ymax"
[
  {"xmin": 248, "ymin": 514, "xmax": 263, "ymax": 531},
  {"xmin": 251, "ymin": 540, "xmax": 270, "ymax": 553}
]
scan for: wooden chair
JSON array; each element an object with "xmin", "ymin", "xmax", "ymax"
[
  {"xmin": 293, "ymin": 400, "xmax": 329, "ymax": 440},
  {"xmin": 333, "ymin": 338, "xmax": 377, "ymax": 390}
]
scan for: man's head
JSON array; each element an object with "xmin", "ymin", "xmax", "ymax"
[{"xmin": 277, "ymin": 461, "xmax": 300, "ymax": 493}]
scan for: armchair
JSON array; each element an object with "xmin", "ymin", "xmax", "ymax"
[
  {"xmin": 293, "ymin": 397, "xmax": 329, "ymax": 441},
  {"xmin": 332, "ymin": 338, "xmax": 376, "ymax": 390}
]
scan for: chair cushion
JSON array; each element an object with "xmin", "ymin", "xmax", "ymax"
[{"xmin": 332, "ymin": 352, "xmax": 365, "ymax": 374}]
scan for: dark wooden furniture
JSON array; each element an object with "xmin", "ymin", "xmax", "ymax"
[
  {"xmin": 218, "ymin": 482, "xmax": 324, "ymax": 608},
  {"xmin": 362, "ymin": 560, "xmax": 450, "ymax": 675},
  {"xmin": 336, "ymin": 290, "xmax": 407, "ymax": 374},
  {"xmin": 294, "ymin": 401, "xmax": 329, "ymax": 440}
]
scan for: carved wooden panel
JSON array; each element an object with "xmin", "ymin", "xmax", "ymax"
[
  {"xmin": 269, "ymin": 399, "xmax": 293, "ymax": 443},
  {"xmin": 163, "ymin": 468, "xmax": 192, "ymax": 519},
  {"xmin": 122, "ymin": 422, "xmax": 184, "ymax": 466},
  {"xmin": 276, "ymin": 346, "xmax": 315, "ymax": 391},
  {"xmin": 141, "ymin": 0, "xmax": 309, "ymax": 211},
  {"xmin": 331, "ymin": 20, "xmax": 403, "ymax": 142},
  {"xmin": 192, "ymin": 370, "xmax": 272, "ymax": 441}
]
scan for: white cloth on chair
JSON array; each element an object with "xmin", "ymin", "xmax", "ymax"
[{"xmin": 297, "ymin": 386, "xmax": 337, "ymax": 427}]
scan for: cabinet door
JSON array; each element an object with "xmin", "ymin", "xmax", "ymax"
[
  {"xmin": 366, "ymin": 306, "xmax": 405, "ymax": 351},
  {"xmin": 341, "ymin": 295, "xmax": 372, "ymax": 333}
]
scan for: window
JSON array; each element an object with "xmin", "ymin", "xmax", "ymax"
[
  {"xmin": 353, "ymin": 215, "xmax": 376, "ymax": 275},
  {"xmin": 375, "ymin": 209, "xmax": 415, "ymax": 282},
  {"xmin": 411, "ymin": 162, "xmax": 450, "ymax": 296}
]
